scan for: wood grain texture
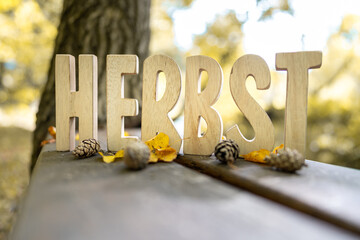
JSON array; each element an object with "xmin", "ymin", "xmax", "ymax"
[
  {"xmin": 55, "ymin": 54, "xmax": 98, "ymax": 151},
  {"xmin": 11, "ymin": 141, "xmax": 358, "ymax": 240},
  {"xmin": 176, "ymin": 155, "xmax": 360, "ymax": 235},
  {"xmin": 225, "ymin": 54, "xmax": 274, "ymax": 154},
  {"xmin": 32, "ymin": 0, "xmax": 151, "ymax": 169},
  {"xmin": 276, "ymin": 51, "xmax": 322, "ymax": 156},
  {"xmin": 107, "ymin": 55, "xmax": 139, "ymax": 151},
  {"xmin": 184, "ymin": 56, "xmax": 223, "ymax": 155},
  {"xmin": 141, "ymin": 55, "xmax": 182, "ymax": 151}
]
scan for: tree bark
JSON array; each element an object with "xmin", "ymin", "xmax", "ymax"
[{"xmin": 31, "ymin": 0, "xmax": 151, "ymax": 170}]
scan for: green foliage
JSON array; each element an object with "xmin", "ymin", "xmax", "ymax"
[
  {"xmin": 189, "ymin": 11, "xmax": 244, "ymax": 66},
  {"xmin": 304, "ymin": 14, "xmax": 360, "ymax": 168},
  {"xmin": 257, "ymin": 0, "xmax": 294, "ymax": 21},
  {"xmin": 0, "ymin": 0, "xmax": 60, "ymax": 107},
  {"xmin": 307, "ymin": 97, "xmax": 360, "ymax": 169}
]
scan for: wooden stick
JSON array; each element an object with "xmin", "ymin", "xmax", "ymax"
[
  {"xmin": 107, "ymin": 55, "xmax": 139, "ymax": 151},
  {"xmin": 141, "ymin": 55, "xmax": 182, "ymax": 151},
  {"xmin": 184, "ymin": 56, "xmax": 223, "ymax": 155},
  {"xmin": 276, "ymin": 51, "xmax": 322, "ymax": 156},
  {"xmin": 55, "ymin": 55, "xmax": 98, "ymax": 151}
]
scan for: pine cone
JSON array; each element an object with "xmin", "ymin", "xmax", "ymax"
[
  {"xmin": 124, "ymin": 141, "xmax": 150, "ymax": 170},
  {"xmin": 264, "ymin": 148, "xmax": 306, "ymax": 172},
  {"xmin": 214, "ymin": 139, "xmax": 240, "ymax": 164},
  {"xmin": 73, "ymin": 138, "xmax": 100, "ymax": 158}
]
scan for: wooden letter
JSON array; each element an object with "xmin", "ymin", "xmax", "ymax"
[
  {"xmin": 56, "ymin": 54, "xmax": 98, "ymax": 151},
  {"xmin": 184, "ymin": 56, "xmax": 223, "ymax": 155},
  {"xmin": 225, "ymin": 55, "xmax": 274, "ymax": 154},
  {"xmin": 276, "ymin": 51, "xmax": 322, "ymax": 156},
  {"xmin": 107, "ymin": 55, "xmax": 139, "ymax": 151},
  {"xmin": 141, "ymin": 55, "xmax": 182, "ymax": 151}
]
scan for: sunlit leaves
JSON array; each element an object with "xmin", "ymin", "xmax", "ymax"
[
  {"xmin": 189, "ymin": 11, "xmax": 244, "ymax": 66},
  {"xmin": 257, "ymin": 0, "xmax": 294, "ymax": 21},
  {"xmin": 0, "ymin": 0, "xmax": 59, "ymax": 107},
  {"xmin": 0, "ymin": 0, "xmax": 21, "ymax": 12}
]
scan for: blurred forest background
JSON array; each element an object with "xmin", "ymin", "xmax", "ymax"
[{"xmin": 1, "ymin": 0, "xmax": 360, "ymax": 238}]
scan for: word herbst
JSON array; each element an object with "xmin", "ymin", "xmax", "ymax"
[{"xmin": 55, "ymin": 51, "xmax": 322, "ymax": 157}]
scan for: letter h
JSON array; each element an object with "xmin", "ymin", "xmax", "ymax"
[{"xmin": 55, "ymin": 55, "xmax": 98, "ymax": 151}]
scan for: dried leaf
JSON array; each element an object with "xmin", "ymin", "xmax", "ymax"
[
  {"xmin": 115, "ymin": 150, "xmax": 124, "ymax": 158},
  {"xmin": 48, "ymin": 126, "xmax": 56, "ymax": 139},
  {"xmin": 241, "ymin": 144, "xmax": 285, "ymax": 164},
  {"xmin": 145, "ymin": 132, "xmax": 177, "ymax": 163},
  {"xmin": 241, "ymin": 149, "xmax": 270, "ymax": 163},
  {"xmin": 273, "ymin": 144, "xmax": 284, "ymax": 154},
  {"xmin": 99, "ymin": 150, "xmax": 124, "ymax": 164},
  {"xmin": 40, "ymin": 126, "xmax": 57, "ymax": 146},
  {"xmin": 40, "ymin": 138, "xmax": 55, "ymax": 146},
  {"xmin": 148, "ymin": 153, "xmax": 159, "ymax": 163},
  {"xmin": 145, "ymin": 132, "xmax": 169, "ymax": 150},
  {"xmin": 98, "ymin": 152, "xmax": 115, "ymax": 163},
  {"xmin": 156, "ymin": 147, "xmax": 177, "ymax": 162}
]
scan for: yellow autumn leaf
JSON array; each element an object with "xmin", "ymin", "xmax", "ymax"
[
  {"xmin": 48, "ymin": 126, "xmax": 56, "ymax": 139},
  {"xmin": 99, "ymin": 150, "xmax": 124, "ymax": 164},
  {"xmin": 145, "ymin": 132, "xmax": 170, "ymax": 150},
  {"xmin": 156, "ymin": 147, "xmax": 177, "ymax": 162},
  {"xmin": 145, "ymin": 132, "xmax": 177, "ymax": 163},
  {"xmin": 241, "ymin": 149, "xmax": 270, "ymax": 163},
  {"xmin": 273, "ymin": 144, "xmax": 284, "ymax": 154},
  {"xmin": 240, "ymin": 144, "xmax": 284, "ymax": 164},
  {"xmin": 40, "ymin": 126, "xmax": 56, "ymax": 146},
  {"xmin": 115, "ymin": 150, "xmax": 124, "ymax": 158},
  {"xmin": 99, "ymin": 152, "xmax": 115, "ymax": 163},
  {"xmin": 148, "ymin": 152, "xmax": 159, "ymax": 163},
  {"xmin": 40, "ymin": 138, "xmax": 55, "ymax": 146}
]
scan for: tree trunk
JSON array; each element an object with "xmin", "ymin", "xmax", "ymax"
[{"xmin": 31, "ymin": 0, "xmax": 151, "ymax": 170}]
